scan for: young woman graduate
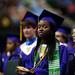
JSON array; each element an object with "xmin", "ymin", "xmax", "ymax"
[
  {"xmin": 55, "ymin": 25, "xmax": 71, "ymax": 75},
  {"xmin": 2, "ymin": 32, "xmax": 20, "ymax": 75},
  {"xmin": 66, "ymin": 26, "xmax": 75, "ymax": 75},
  {"xmin": 37, "ymin": 9, "xmax": 64, "ymax": 75}
]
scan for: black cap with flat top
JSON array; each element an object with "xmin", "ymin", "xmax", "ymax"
[
  {"xmin": 22, "ymin": 11, "xmax": 38, "ymax": 27},
  {"xmin": 39, "ymin": 9, "xmax": 64, "ymax": 30}
]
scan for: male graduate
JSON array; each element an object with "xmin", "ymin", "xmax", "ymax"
[
  {"xmin": 16, "ymin": 11, "xmax": 38, "ymax": 75},
  {"xmin": 55, "ymin": 26, "xmax": 71, "ymax": 75}
]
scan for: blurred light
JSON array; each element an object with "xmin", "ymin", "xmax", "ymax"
[
  {"xmin": 8, "ymin": 6, "xmax": 19, "ymax": 26},
  {"xmin": 67, "ymin": 4, "xmax": 75, "ymax": 13},
  {"xmin": 8, "ymin": 6, "xmax": 17, "ymax": 17},
  {"xmin": 10, "ymin": 16, "xmax": 19, "ymax": 26},
  {"xmin": 16, "ymin": 4, "xmax": 27, "ymax": 20},
  {"xmin": 31, "ymin": 0, "xmax": 43, "ymax": 16},
  {"xmin": 19, "ymin": 0, "xmax": 31, "ymax": 7},
  {"xmin": 1, "ymin": 17, "xmax": 10, "ymax": 27}
]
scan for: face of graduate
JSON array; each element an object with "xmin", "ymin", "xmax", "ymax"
[
  {"xmin": 38, "ymin": 20, "xmax": 50, "ymax": 38},
  {"xmin": 23, "ymin": 25, "xmax": 36, "ymax": 39},
  {"xmin": 72, "ymin": 28, "xmax": 75, "ymax": 42},
  {"xmin": 6, "ymin": 39, "xmax": 15, "ymax": 51},
  {"xmin": 55, "ymin": 32, "xmax": 65, "ymax": 43}
]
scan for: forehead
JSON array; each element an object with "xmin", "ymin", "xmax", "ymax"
[
  {"xmin": 23, "ymin": 25, "xmax": 35, "ymax": 29},
  {"xmin": 38, "ymin": 20, "xmax": 49, "ymax": 25},
  {"xmin": 7, "ymin": 38, "xmax": 14, "ymax": 42},
  {"xmin": 23, "ymin": 25, "xmax": 33, "ymax": 27},
  {"xmin": 55, "ymin": 31, "xmax": 63, "ymax": 35}
]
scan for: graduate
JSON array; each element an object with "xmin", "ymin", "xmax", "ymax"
[
  {"xmin": 66, "ymin": 26, "xmax": 75, "ymax": 75},
  {"xmin": 16, "ymin": 11, "xmax": 38, "ymax": 75},
  {"xmin": 55, "ymin": 26, "xmax": 71, "ymax": 75},
  {"xmin": 38, "ymin": 9, "xmax": 64, "ymax": 75},
  {"xmin": 55, "ymin": 26, "xmax": 71, "ymax": 45},
  {"xmin": 2, "ymin": 32, "xmax": 20, "ymax": 75}
]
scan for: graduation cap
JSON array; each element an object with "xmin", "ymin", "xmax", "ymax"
[
  {"xmin": 7, "ymin": 30, "xmax": 20, "ymax": 43},
  {"xmin": 20, "ymin": 11, "xmax": 38, "ymax": 41},
  {"xmin": 56, "ymin": 25, "xmax": 71, "ymax": 36},
  {"xmin": 22, "ymin": 11, "xmax": 38, "ymax": 27},
  {"xmin": 39, "ymin": 9, "xmax": 64, "ymax": 29}
]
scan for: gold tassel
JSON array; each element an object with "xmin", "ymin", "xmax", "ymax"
[{"xmin": 20, "ymin": 21, "xmax": 22, "ymax": 41}]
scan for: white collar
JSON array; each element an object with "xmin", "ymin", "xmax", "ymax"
[
  {"xmin": 20, "ymin": 38, "xmax": 37, "ymax": 55},
  {"xmin": 60, "ymin": 42, "xmax": 68, "ymax": 47}
]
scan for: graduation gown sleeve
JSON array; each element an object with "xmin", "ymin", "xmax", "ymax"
[{"xmin": 60, "ymin": 45, "xmax": 68, "ymax": 75}]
